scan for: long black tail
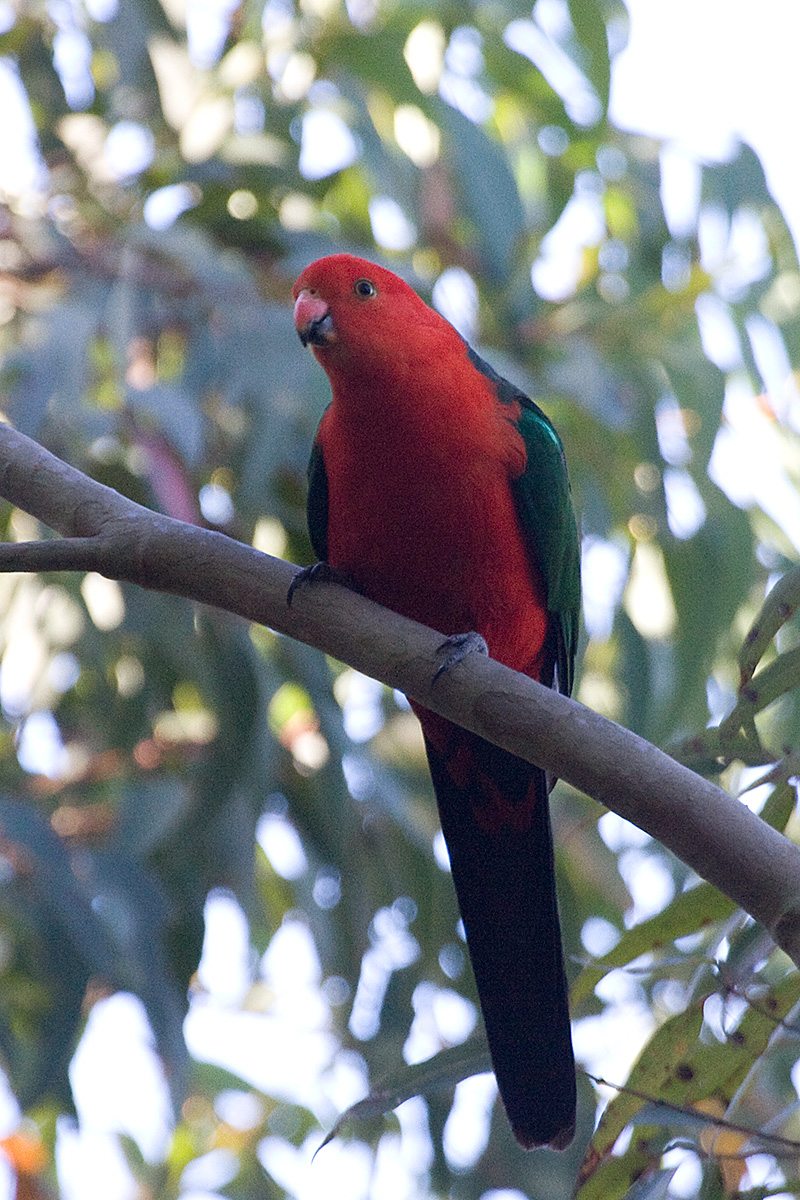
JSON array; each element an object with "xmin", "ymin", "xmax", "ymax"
[{"xmin": 424, "ymin": 726, "xmax": 575, "ymax": 1149}]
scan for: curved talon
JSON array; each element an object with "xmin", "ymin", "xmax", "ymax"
[
  {"xmin": 287, "ymin": 561, "xmax": 333, "ymax": 607},
  {"xmin": 287, "ymin": 562, "xmax": 356, "ymax": 607},
  {"xmin": 433, "ymin": 631, "xmax": 489, "ymax": 682}
]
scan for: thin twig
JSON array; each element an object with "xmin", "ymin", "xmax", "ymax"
[{"xmin": 584, "ymin": 1071, "xmax": 800, "ymax": 1156}]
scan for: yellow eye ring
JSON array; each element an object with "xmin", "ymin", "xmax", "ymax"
[{"xmin": 353, "ymin": 278, "xmax": 377, "ymax": 299}]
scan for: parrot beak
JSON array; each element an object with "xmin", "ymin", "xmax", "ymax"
[{"xmin": 294, "ymin": 290, "xmax": 336, "ymax": 347}]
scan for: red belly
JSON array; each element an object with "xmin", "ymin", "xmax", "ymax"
[{"xmin": 324, "ymin": 438, "xmax": 549, "ymax": 682}]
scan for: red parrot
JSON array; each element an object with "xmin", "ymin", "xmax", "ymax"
[{"xmin": 291, "ymin": 254, "xmax": 580, "ymax": 1149}]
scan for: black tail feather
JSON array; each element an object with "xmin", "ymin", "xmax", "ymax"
[{"xmin": 424, "ymin": 729, "xmax": 576, "ymax": 1149}]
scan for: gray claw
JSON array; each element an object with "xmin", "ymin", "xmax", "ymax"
[
  {"xmin": 433, "ymin": 631, "xmax": 489, "ymax": 682},
  {"xmin": 287, "ymin": 562, "xmax": 357, "ymax": 607},
  {"xmin": 287, "ymin": 562, "xmax": 332, "ymax": 607}
]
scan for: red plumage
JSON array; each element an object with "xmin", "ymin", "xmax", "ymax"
[
  {"xmin": 293, "ymin": 253, "xmax": 577, "ymax": 1149},
  {"xmin": 296, "ymin": 257, "xmax": 548, "ymax": 673}
]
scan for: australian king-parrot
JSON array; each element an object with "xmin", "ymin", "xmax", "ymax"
[{"xmin": 291, "ymin": 253, "xmax": 581, "ymax": 1149}]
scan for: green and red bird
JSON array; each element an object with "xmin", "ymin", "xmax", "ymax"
[{"xmin": 291, "ymin": 254, "xmax": 581, "ymax": 1149}]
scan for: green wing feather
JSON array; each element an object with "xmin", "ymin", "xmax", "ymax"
[
  {"xmin": 514, "ymin": 399, "xmax": 581, "ymax": 697},
  {"xmin": 466, "ymin": 347, "xmax": 581, "ymax": 698},
  {"xmin": 306, "ymin": 424, "xmax": 330, "ymax": 563}
]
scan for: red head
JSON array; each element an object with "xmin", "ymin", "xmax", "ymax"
[{"xmin": 292, "ymin": 254, "xmax": 463, "ymax": 383}]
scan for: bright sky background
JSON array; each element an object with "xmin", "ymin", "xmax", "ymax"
[
  {"xmin": 613, "ymin": 0, "xmax": 800, "ymax": 255},
  {"xmin": 2, "ymin": 2, "xmax": 800, "ymax": 1198}
]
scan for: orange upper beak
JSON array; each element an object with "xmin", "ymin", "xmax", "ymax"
[{"xmin": 294, "ymin": 290, "xmax": 336, "ymax": 347}]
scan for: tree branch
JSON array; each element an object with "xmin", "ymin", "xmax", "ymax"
[{"xmin": 2, "ymin": 423, "xmax": 800, "ymax": 965}]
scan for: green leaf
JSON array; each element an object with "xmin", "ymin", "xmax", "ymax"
[
  {"xmin": 739, "ymin": 564, "xmax": 800, "ymax": 684},
  {"xmin": 113, "ymin": 779, "xmax": 193, "ymax": 858},
  {"xmin": 6, "ymin": 288, "xmax": 107, "ymax": 439},
  {"xmin": 0, "ymin": 799, "xmax": 113, "ymax": 1105},
  {"xmin": 566, "ymin": 0, "xmax": 611, "ymax": 113},
  {"xmin": 75, "ymin": 848, "xmax": 190, "ymax": 1106},
  {"xmin": 572, "ymin": 881, "xmax": 736, "ymax": 1007},
  {"xmin": 436, "ymin": 99, "xmax": 527, "ymax": 282},
  {"xmin": 662, "ymin": 489, "xmax": 756, "ymax": 740},
  {"xmin": 577, "ymin": 971, "xmax": 800, "ymax": 1200},
  {"xmin": 316, "ymin": 27, "xmax": 421, "ymax": 107},
  {"xmin": 0, "ymin": 798, "xmax": 116, "ymax": 974},
  {"xmin": 701, "ymin": 143, "xmax": 773, "ymax": 215},
  {"xmin": 620, "ymin": 1168, "xmax": 678, "ymax": 1200},
  {"xmin": 318, "ymin": 1038, "xmax": 492, "ymax": 1149}
]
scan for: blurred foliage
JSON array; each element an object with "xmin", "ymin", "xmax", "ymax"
[{"xmin": 1, "ymin": 0, "xmax": 800, "ymax": 1197}]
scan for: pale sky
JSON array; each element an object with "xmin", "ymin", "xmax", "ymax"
[{"xmin": 613, "ymin": 0, "xmax": 800, "ymax": 252}]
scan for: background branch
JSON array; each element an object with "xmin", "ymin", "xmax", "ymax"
[{"xmin": 2, "ymin": 423, "xmax": 800, "ymax": 965}]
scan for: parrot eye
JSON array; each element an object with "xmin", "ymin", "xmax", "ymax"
[{"xmin": 353, "ymin": 278, "xmax": 377, "ymax": 299}]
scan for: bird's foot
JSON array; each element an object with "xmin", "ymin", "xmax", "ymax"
[
  {"xmin": 287, "ymin": 562, "xmax": 354, "ymax": 607},
  {"xmin": 433, "ymin": 631, "xmax": 489, "ymax": 682}
]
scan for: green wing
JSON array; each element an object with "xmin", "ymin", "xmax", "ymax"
[
  {"xmin": 514, "ymin": 398, "xmax": 581, "ymax": 697},
  {"xmin": 306, "ymin": 422, "xmax": 330, "ymax": 563},
  {"xmin": 467, "ymin": 347, "xmax": 581, "ymax": 698}
]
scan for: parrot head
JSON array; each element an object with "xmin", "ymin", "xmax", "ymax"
[{"xmin": 292, "ymin": 254, "xmax": 462, "ymax": 373}]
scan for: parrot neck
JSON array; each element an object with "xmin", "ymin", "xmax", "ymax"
[
  {"xmin": 316, "ymin": 318, "xmax": 467, "ymax": 414},
  {"xmin": 323, "ymin": 358, "xmax": 526, "ymax": 486}
]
